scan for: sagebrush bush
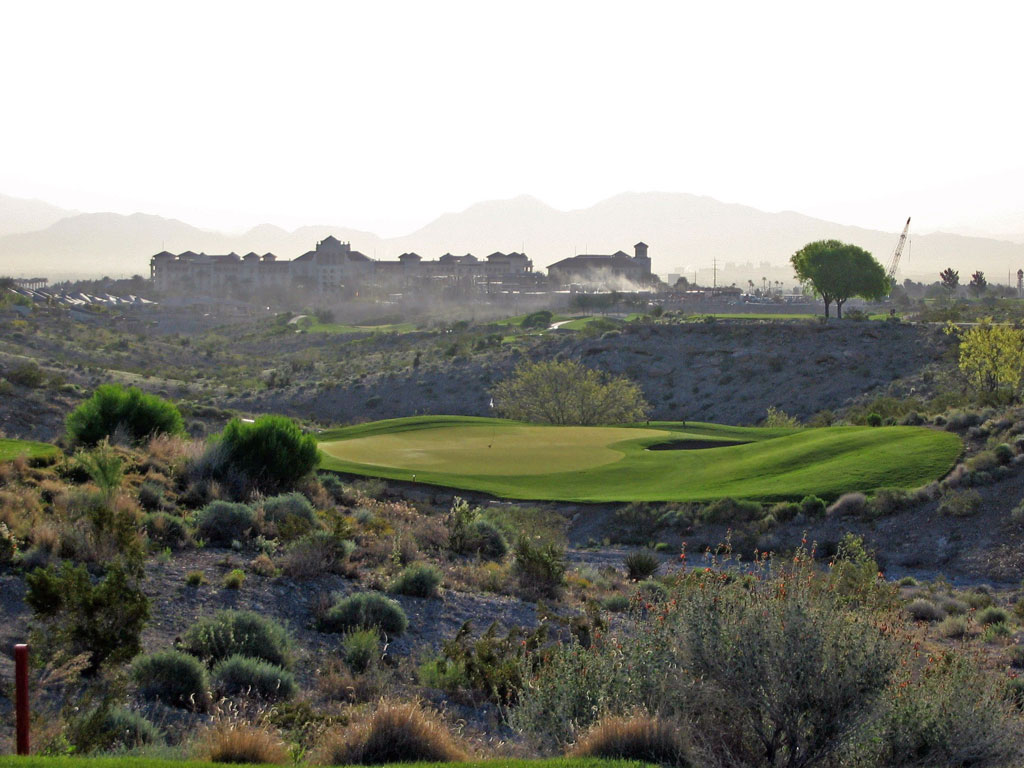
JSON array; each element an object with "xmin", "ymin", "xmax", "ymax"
[
  {"xmin": 143, "ymin": 512, "xmax": 189, "ymax": 549},
  {"xmin": 700, "ymin": 497, "xmax": 763, "ymax": 524},
  {"xmin": 513, "ymin": 538, "xmax": 566, "ymax": 600},
  {"xmin": 462, "ymin": 519, "xmax": 508, "ymax": 559},
  {"xmin": 978, "ymin": 606, "xmax": 1010, "ymax": 625},
  {"xmin": 906, "ymin": 598, "xmax": 945, "ymax": 622},
  {"xmin": 624, "ymin": 550, "xmax": 661, "ymax": 581},
  {"xmin": 320, "ymin": 592, "xmax": 408, "ymax": 636},
  {"xmin": 133, "ymin": 649, "xmax": 209, "ymax": 709},
  {"xmin": 939, "ymin": 597, "xmax": 969, "ymax": 616},
  {"xmin": 343, "ymin": 629, "xmax": 381, "ymax": 673},
  {"xmin": 938, "ymin": 489, "xmax": 982, "ymax": 517},
  {"xmin": 799, "ymin": 494, "xmax": 827, "ymax": 518},
  {"xmin": 222, "ymin": 568, "xmax": 245, "ymax": 589},
  {"xmin": 769, "ymin": 501, "xmax": 800, "ymax": 522},
  {"xmin": 827, "ymin": 492, "xmax": 867, "ymax": 517},
  {"xmin": 100, "ymin": 707, "xmax": 161, "ymax": 748},
  {"xmin": 212, "ymin": 654, "xmax": 297, "ymax": 701},
  {"xmin": 200, "ymin": 722, "xmax": 288, "ymax": 765},
  {"xmin": 1007, "ymin": 645, "xmax": 1024, "ymax": 669},
  {"xmin": 66, "ymin": 384, "xmax": 184, "ymax": 446},
  {"xmin": 279, "ymin": 531, "xmax": 354, "ymax": 579},
  {"xmin": 938, "ymin": 615, "xmax": 968, "ymax": 639},
  {"xmin": 195, "ymin": 500, "xmax": 255, "ymax": 546},
  {"xmin": 389, "ymin": 563, "xmax": 442, "ymax": 598},
  {"xmin": 179, "ymin": 610, "xmax": 293, "ymax": 668},
  {"xmin": 217, "ymin": 415, "xmax": 319, "ymax": 493},
  {"xmin": 963, "ymin": 588, "xmax": 995, "ymax": 610},
  {"xmin": 571, "ymin": 714, "xmax": 692, "ymax": 766},
  {"xmin": 314, "ymin": 700, "xmax": 468, "ymax": 765},
  {"xmin": 260, "ymin": 492, "xmax": 318, "ymax": 539}
]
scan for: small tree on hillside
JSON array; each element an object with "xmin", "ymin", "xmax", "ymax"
[
  {"xmin": 491, "ymin": 359, "xmax": 649, "ymax": 425},
  {"xmin": 947, "ymin": 318, "xmax": 1024, "ymax": 403},
  {"xmin": 939, "ymin": 267, "xmax": 960, "ymax": 294},
  {"xmin": 217, "ymin": 415, "xmax": 319, "ymax": 493},
  {"xmin": 66, "ymin": 384, "xmax": 184, "ymax": 446},
  {"xmin": 790, "ymin": 240, "xmax": 889, "ymax": 319},
  {"xmin": 969, "ymin": 270, "xmax": 988, "ymax": 298}
]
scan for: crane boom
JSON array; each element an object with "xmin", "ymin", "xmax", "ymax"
[{"xmin": 887, "ymin": 217, "xmax": 911, "ymax": 280}]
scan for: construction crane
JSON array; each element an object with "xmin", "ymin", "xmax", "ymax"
[{"xmin": 886, "ymin": 217, "xmax": 911, "ymax": 281}]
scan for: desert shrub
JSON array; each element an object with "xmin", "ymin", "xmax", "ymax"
[
  {"xmin": 866, "ymin": 412, "xmax": 883, "ymax": 427},
  {"xmin": 343, "ymin": 629, "xmax": 381, "ymax": 673},
  {"xmin": 279, "ymin": 531, "xmax": 355, "ymax": 579},
  {"xmin": 26, "ymin": 561, "xmax": 149, "ymax": 673},
  {"xmin": 869, "ymin": 488, "xmax": 911, "ymax": 516},
  {"xmin": 700, "ymin": 497, "xmax": 763, "ymax": 524},
  {"xmin": 937, "ymin": 615, "xmax": 968, "ymax": 639},
  {"xmin": 491, "ymin": 359, "xmax": 649, "ymax": 425},
  {"xmin": 602, "ymin": 594, "xmax": 631, "ymax": 612},
  {"xmin": 1007, "ymin": 645, "xmax": 1024, "ymax": 668},
  {"xmin": 978, "ymin": 606, "xmax": 1010, "ymax": 625},
  {"xmin": 799, "ymin": 494, "xmax": 827, "ymax": 518},
  {"xmin": 897, "ymin": 576, "xmax": 918, "ymax": 587},
  {"xmin": 133, "ymin": 649, "xmax": 209, "ymax": 709},
  {"xmin": 314, "ymin": 700, "xmax": 467, "ymax": 765},
  {"xmin": 200, "ymin": 722, "xmax": 289, "ymax": 765},
  {"xmin": 906, "ymin": 598, "xmax": 946, "ymax": 622},
  {"xmin": 967, "ymin": 450, "xmax": 1000, "ymax": 472},
  {"xmin": 100, "ymin": 707, "xmax": 161, "ymax": 748},
  {"xmin": 143, "ymin": 512, "xmax": 189, "ymax": 549},
  {"xmin": 212, "ymin": 654, "xmax": 296, "ymax": 701},
  {"xmin": 179, "ymin": 610, "xmax": 293, "ymax": 668},
  {"xmin": 571, "ymin": 714, "xmax": 692, "ymax": 766},
  {"xmin": 260, "ymin": 492, "xmax": 318, "ymax": 539},
  {"xmin": 389, "ymin": 563, "xmax": 442, "ymax": 598},
  {"xmin": 195, "ymin": 500, "xmax": 255, "ymax": 546},
  {"xmin": 939, "ymin": 597, "xmax": 968, "ymax": 615},
  {"xmin": 319, "ymin": 592, "xmax": 408, "ymax": 636},
  {"xmin": 994, "ymin": 443, "xmax": 1014, "ymax": 464},
  {"xmin": 462, "ymin": 519, "xmax": 508, "ymax": 559},
  {"xmin": 6, "ymin": 361, "xmax": 46, "ymax": 388},
  {"xmin": 865, "ymin": 653, "xmax": 1021, "ymax": 768},
  {"xmin": 217, "ymin": 415, "xmax": 319, "ymax": 493},
  {"xmin": 624, "ymin": 550, "xmax": 661, "ymax": 581},
  {"xmin": 66, "ymin": 384, "xmax": 184, "ymax": 446},
  {"xmin": 186, "ymin": 570, "xmax": 208, "ymax": 586},
  {"xmin": 634, "ymin": 579, "xmax": 669, "ymax": 603},
  {"xmin": 762, "ymin": 406, "xmax": 801, "ymax": 428},
  {"xmin": 938, "ymin": 489, "xmax": 982, "ymax": 517},
  {"xmin": 513, "ymin": 537, "xmax": 566, "ymax": 600},
  {"xmin": 137, "ymin": 480, "xmax": 166, "ymax": 512},
  {"xmin": 223, "ymin": 568, "xmax": 245, "ymax": 589},
  {"xmin": 826, "ymin": 492, "xmax": 867, "ymax": 517},
  {"xmin": 983, "ymin": 622, "xmax": 1012, "ymax": 643},
  {"xmin": 963, "ymin": 589, "xmax": 995, "ymax": 609},
  {"xmin": 769, "ymin": 501, "xmax": 800, "ymax": 522},
  {"xmin": 944, "ymin": 409, "xmax": 983, "ymax": 432}
]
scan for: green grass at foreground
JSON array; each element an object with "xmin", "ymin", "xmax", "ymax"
[
  {"xmin": 0, "ymin": 757, "xmax": 645, "ymax": 768},
  {"xmin": 319, "ymin": 416, "xmax": 962, "ymax": 503},
  {"xmin": 0, "ymin": 438, "xmax": 59, "ymax": 462}
]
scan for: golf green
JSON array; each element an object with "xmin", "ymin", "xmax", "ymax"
[
  {"xmin": 318, "ymin": 416, "xmax": 962, "ymax": 503},
  {"xmin": 0, "ymin": 437, "xmax": 59, "ymax": 463}
]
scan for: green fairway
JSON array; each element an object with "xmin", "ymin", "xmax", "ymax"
[
  {"xmin": 0, "ymin": 437, "xmax": 59, "ymax": 462},
  {"xmin": 319, "ymin": 416, "xmax": 962, "ymax": 503}
]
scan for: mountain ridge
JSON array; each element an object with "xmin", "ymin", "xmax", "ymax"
[{"xmin": 3, "ymin": 191, "xmax": 1024, "ymax": 282}]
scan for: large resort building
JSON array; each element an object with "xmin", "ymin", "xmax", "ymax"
[
  {"xmin": 150, "ymin": 236, "xmax": 537, "ymax": 296},
  {"xmin": 547, "ymin": 242, "xmax": 653, "ymax": 286}
]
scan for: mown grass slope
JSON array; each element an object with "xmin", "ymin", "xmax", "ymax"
[
  {"xmin": 319, "ymin": 416, "xmax": 962, "ymax": 502},
  {"xmin": 0, "ymin": 437, "xmax": 59, "ymax": 462}
]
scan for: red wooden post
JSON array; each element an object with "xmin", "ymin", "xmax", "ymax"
[{"xmin": 15, "ymin": 643, "xmax": 29, "ymax": 755}]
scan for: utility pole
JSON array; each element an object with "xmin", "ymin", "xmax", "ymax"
[{"xmin": 713, "ymin": 258, "xmax": 717, "ymax": 291}]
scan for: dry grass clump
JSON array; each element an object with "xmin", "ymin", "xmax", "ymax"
[
  {"xmin": 314, "ymin": 699, "xmax": 468, "ymax": 765},
  {"xmin": 571, "ymin": 714, "xmax": 692, "ymax": 766},
  {"xmin": 906, "ymin": 598, "xmax": 946, "ymax": 622},
  {"xmin": 198, "ymin": 722, "xmax": 289, "ymax": 764},
  {"xmin": 826, "ymin": 492, "xmax": 867, "ymax": 518}
]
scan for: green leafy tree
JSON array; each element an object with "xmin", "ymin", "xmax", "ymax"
[
  {"xmin": 491, "ymin": 359, "xmax": 650, "ymax": 425},
  {"xmin": 217, "ymin": 414, "xmax": 319, "ymax": 493},
  {"xmin": 66, "ymin": 384, "xmax": 184, "ymax": 446},
  {"xmin": 947, "ymin": 318, "xmax": 1024, "ymax": 402},
  {"xmin": 969, "ymin": 270, "xmax": 988, "ymax": 298},
  {"xmin": 939, "ymin": 267, "xmax": 959, "ymax": 293},
  {"xmin": 790, "ymin": 240, "xmax": 890, "ymax": 318},
  {"xmin": 25, "ymin": 562, "xmax": 150, "ymax": 673}
]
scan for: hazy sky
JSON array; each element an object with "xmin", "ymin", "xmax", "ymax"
[{"xmin": 2, "ymin": 0, "xmax": 1023, "ymax": 237}]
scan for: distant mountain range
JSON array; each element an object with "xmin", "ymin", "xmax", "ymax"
[{"xmin": 3, "ymin": 191, "xmax": 1024, "ymax": 283}]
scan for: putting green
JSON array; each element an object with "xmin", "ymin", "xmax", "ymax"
[{"xmin": 318, "ymin": 416, "xmax": 962, "ymax": 503}]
